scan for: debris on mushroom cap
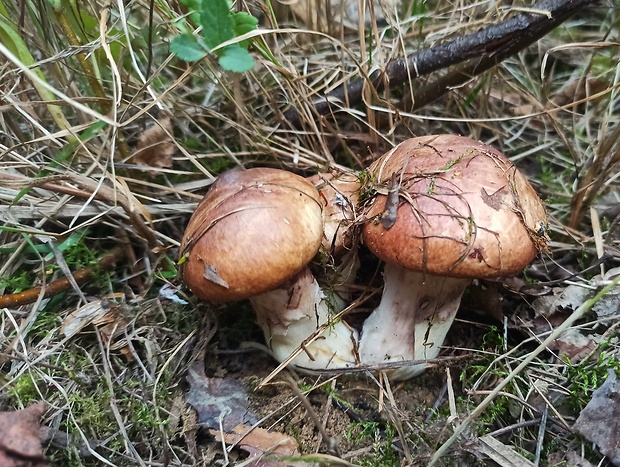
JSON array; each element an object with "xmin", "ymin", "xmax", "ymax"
[
  {"xmin": 308, "ymin": 170, "xmax": 360, "ymax": 255},
  {"xmin": 362, "ymin": 134, "xmax": 549, "ymax": 278},
  {"xmin": 180, "ymin": 168, "xmax": 324, "ymax": 302}
]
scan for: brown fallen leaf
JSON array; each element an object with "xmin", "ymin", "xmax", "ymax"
[
  {"xmin": 210, "ymin": 424, "xmax": 300, "ymax": 467},
  {"xmin": 551, "ymin": 75, "xmax": 609, "ymax": 107},
  {"xmin": 473, "ymin": 435, "xmax": 536, "ymax": 467},
  {"xmin": 132, "ymin": 117, "xmax": 174, "ymax": 168},
  {"xmin": 574, "ymin": 370, "xmax": 620, "ymax": 465},
  {"xmin": 0, "ymin": 402, "xmax": 48, "ymax": 467},
  {"xmin": 185, "ymin": 362, "xmax": 258, "ymax": 432},
  {"xmin": 528, "ymin": 268, "xmax": 620, "ymax": 363},
  {"xmin": 553, "ymin": 329, "xmax": 597, "ymax": 364},
  {"xmin": 61, "ymin": 300, "xmax": 132, "ymax": 360}
]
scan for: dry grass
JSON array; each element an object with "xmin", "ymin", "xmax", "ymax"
[{"xmin": 1, "ymin": 0, "xmax": 619, "ymax": 465}]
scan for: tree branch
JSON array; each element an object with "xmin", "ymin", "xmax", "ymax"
[{"xmin": 283, "ymin": 0, "xmax": 596, "ymax": 127}]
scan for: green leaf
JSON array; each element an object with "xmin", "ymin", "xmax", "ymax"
[
  {"xmin": 170, "ymin": 34, "xmax": 207, "ymax": 62},
  {"xmin": 200, "ymin": 0, "xmax": 235, "ymax": 51},
  {"xmin": 179, "ymin": 0, "xmax": 201, "ymax": 10},
  {"xmin": 233, "ymin": 11, "xmax": 258, "ymax": 37},
  {"xmin": 179, "ymin": 0, "xmax": 201, "ymax": 26},
  {"xmin": 233, "ymin": 11, "xmax": 258, "ymax": 48},
  {"xmin": 218, "ymin": 46, "xmax": 254, "ymax": 72}
]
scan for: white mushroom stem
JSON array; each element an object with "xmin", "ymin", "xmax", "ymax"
[
  {"xmin": 250, "ymin": 266, "xmax": 359, "ymax": 372},
  {"xmin": 358, "ymin": 263, "xmax": 471, "ymax": 380}
]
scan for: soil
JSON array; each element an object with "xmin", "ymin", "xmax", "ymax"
[{"xmin": 208, "ymin": 324, "xmax": 472, "ymax": 465}]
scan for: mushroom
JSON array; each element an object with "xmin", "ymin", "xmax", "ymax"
[
  {"xmin": 308, "ymin": 170, "xmax": 362, "ymax": 303},
  {"xmin": 358, "ymin": 135, "xmax": 549, "ymax": 379},
  {"xmin": 180, "ymin": 167, "xmax": 359, "ymax": 372},
  {"xmin": 309, "ymin": 171, "xmax": 360, "ymax": 256}
]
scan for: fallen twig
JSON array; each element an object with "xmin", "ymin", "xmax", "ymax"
[
  {"xmin": 283, "ymin": 373, "xmax": 341, "ymax": 458},
  {"xmin": 0, "ymin": 246, "xmax": 125, "ymax": 308},
  {"xmin": 284, "ymin": 0, "xmax": 595, "ymax": 127}
]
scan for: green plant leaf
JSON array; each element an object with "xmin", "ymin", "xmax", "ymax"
[
  {"xmin": 233, "ymin": 11, "xmax": 258, "ymax": 36},
  {"xmin": 233, "ymin": 11, "xmax": 258, "ymax": 48},
  {"xmin": 179, "ymin": 0, "xmax": 201, "ymax": 25},
  {"xmin": 218, "ymin": 46, "xmax": 254, "ymax": 72},
  {"xmin": 180, "ymin": 0, "xmax": 201, "ymax": 10},
  {"xmin": 170, "ymin": 34, "xmax": 207, "ymax": 62},
  {"xmin": 200, "ymin": 0, "xmax": 235, "ymax": 51}
]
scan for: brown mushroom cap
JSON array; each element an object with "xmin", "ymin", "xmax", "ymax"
[
  {"xmin": 362, "ymin": 135, "xmax": 549, "ymax": 278},
  {"xmin": 180, "ymin": 168, "xmax": 324, "ymax": 302}
]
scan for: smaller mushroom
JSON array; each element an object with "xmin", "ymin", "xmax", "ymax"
[
  {"xmin": 358, "ymin": 135, "xmax": 549, "ymax": 379},
  {"xmin": 308, "ymin": 170, "xmax": 362, "ymax": 304},
  {"xmin": 180, "ymin": 167, "xmax": 359, "ymax": 372}
]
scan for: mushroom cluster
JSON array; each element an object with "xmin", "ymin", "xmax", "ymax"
[{"xmin": 180, "ymin": 135, "xmax": 549, "ymax": 380}]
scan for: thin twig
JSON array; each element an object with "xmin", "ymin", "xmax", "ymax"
[
  {"xmin": 283, "ymin": 373, "xmax": 341, "ymax": 458},
  {"xmin": 0, "ymin": 246, "xmax": 124, "ymax": 308}
]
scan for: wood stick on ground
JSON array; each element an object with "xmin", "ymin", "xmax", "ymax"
[
  {"xmin": 283, "ymin": 0, "xmax": 595, "ymax": 127},
  {"xmin": 0, "ymin": 246, "xmax": 125, "ymax": 308}
]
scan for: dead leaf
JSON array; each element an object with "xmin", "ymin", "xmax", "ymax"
[
  {"xmin": 528, "ymin": 269, "xmax": 620, "ymax": 363},
  {"xmin": 547, "ymin": 450, "xmax": 596, "ymax": 467},
  {"xmin": 531, "ymin": 286, "xmax": 589, "ymax": 322},
  {"xmin": 574, "ymin": 370, "xmax": 620, "ymax": 465},
  {"xmin": 553, "ymin": 329, "xmax": 597, "ymax": 364},
  {"xmin": 62, "ymin": 300, "xmax": 110, "ymax": 338},
  {"xmin": 473, "ymin": 435, "xmax": 536, "ymax": 467},
  {"xmin": 591, "ymin": 267, "xmax": 620, "ymax": 320},
  {"xmin": 0, "ymin": 402, "xmax": 48, "ymax": 467},
  {"xmin": 532, "ymin": 268, "xmax": 620, "ymax": 325},
  {"xmin": 210, "ymin": 424, "xmax": 299, "ymax": 467},
  {"xmin": 132, "ymin": 117, "xmax": 174, "ymax": 168},
  {"xmin": 551, "ymin": 75, "xmax": 609, "ymax": 107},
  {"xmin": 61, "ymin": 300, "xmax": 131, "ymax": 359},
  {"xmin": 186, "ymin": 362, "xmax": 257, "ymax": 432}
]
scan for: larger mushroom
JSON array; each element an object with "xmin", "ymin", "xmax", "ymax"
[
  {"xmin": 180, "ymin": 167, "xmax": 359, "ymax": 372},
  {"xmin": 358, "ymin": 135, "xmax": 549, "ymax": 379}
]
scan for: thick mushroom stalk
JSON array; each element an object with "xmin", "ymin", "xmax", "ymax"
[
  {"xmin": 358, "ymin": 264, "xmax": 469, "ymax": 379},
  {"xmin": 359, "ymin": 135, "xmax": 549, "ymax": 379},
  {"xmin": 180, "ymin": 167, "xmax": 359, "ymax": 372},
  {"xmin": 251, "ymin": 267, "xmax": 358, "ymax": 370}
]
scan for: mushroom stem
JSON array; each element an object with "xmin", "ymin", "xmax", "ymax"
[
  {"xmin": 358, "ymin": 263, "xmax": 470, "ymax": 380},
  {"xmin": 250, "ymin": 266, "xmax": 359, "ymax": 372}
]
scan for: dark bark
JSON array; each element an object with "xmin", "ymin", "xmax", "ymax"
[{"xmin": 283, "ymin": 0, "xmax": 596, "ymax": 127}]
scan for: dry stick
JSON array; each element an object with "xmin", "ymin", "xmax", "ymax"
[
  {"xmin": 0, "ymin": 246, "xmax": 124, "ymax": 309},
  {"xmin": 428, "ymin": 275, "xmax": 620, "ymax": 466},
  {"xmin": 284, "ymin": 0, "xmax": 595, "ymax": 127}
]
